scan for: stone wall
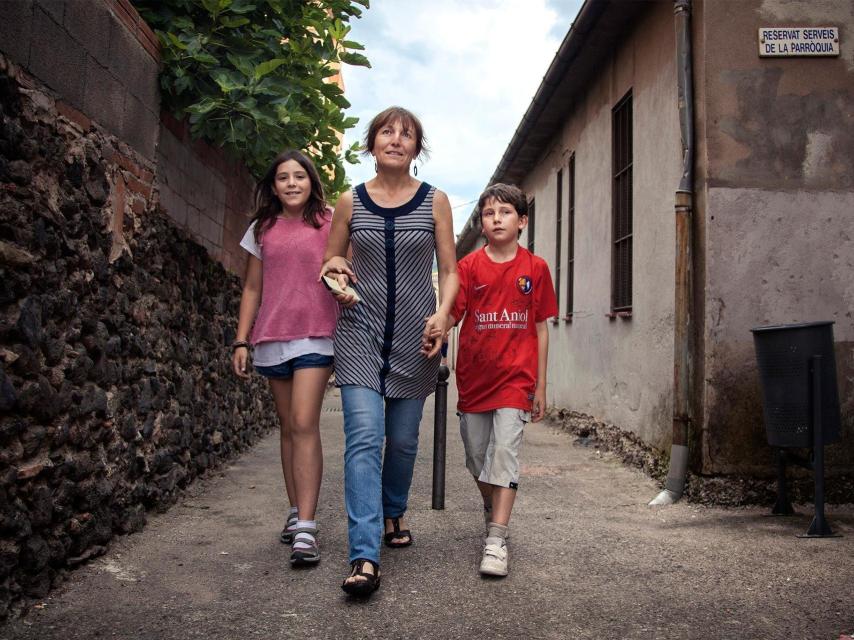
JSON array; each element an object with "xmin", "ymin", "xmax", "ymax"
[{"xmin": 0, "ymin": 62, "xmax": 276, "ymax": 618}]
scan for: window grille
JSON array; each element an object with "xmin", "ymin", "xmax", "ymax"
[
  {"xmin": 611, "ymin": 91, "xmax": 633, "ymax": 312},
  {"xmin": 566, "ymin": 153, "xmax": 576, "ymax": 317}
]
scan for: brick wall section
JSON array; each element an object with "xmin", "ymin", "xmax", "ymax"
[
  {"xmin": 107, "ymin": 0, "xmax": 160, "ymax": 60},
  {"xmin": 0, "ymin": 0, "xmax": 256, "ymax": 275},
  {"xmin": 0, "ymin": 0, "xmax": 160, "ymax": 159},
  {"xmin": 156, "ymin": 112, "xmax": 255, "ymax": 275}
]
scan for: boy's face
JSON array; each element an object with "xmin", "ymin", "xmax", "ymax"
[{"xmin": 480, "ymin": 197, "xmax": 527, "ymax": 246}]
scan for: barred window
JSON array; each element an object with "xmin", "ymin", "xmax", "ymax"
[
  {"xmin": 611, "ymin": 91, "xmax": 633, "ymax": 312},
  {"xmin": 527, "ymin": 198, "xmax": 535, "ymax": 252},
  {"xmin": 554, "ymin": 168, "xmax": 563, "ymax": 314},
  {"xmin": 566, "ymin": 153, "xmax": 576, "ymax": 317}
]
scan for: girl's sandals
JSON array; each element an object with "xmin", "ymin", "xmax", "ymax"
[
  {"xmin": 280, "ymin": 511, "xmax": 298, "ymax": 544},
  {"xmin": 383, "ymin": 516, "xmax": 412, "ymax": 548},
  {"xmin": 341, "ymin": 559, "xmax": 381, "ymax": 596},
  {"xmin": 289, "ymin": 527, "xmax": 320, "ymax": 566}
]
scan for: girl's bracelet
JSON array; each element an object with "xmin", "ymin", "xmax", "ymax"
[{"xmin": 231, "ymin": 340, "xmax": 251, "ymax": 352}]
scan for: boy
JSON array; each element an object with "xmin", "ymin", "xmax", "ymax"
[{"xmin": 449, "ymin": 183, "xmax": 557, "ymax": 577}]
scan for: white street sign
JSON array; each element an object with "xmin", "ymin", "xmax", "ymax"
[{"xmin": 759, "ymin": 27, "xmax": 840, "ymax": 57}]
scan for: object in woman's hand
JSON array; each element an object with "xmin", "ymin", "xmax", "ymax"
[{"xmin": 322, "ymin": 275, "xmax": 361, "ymax": 302}]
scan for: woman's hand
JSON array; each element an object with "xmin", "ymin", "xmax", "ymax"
[
  {"xmin": 232, "ymin": 346, "xmax": 250, "ymax": 379},
  {"xmin": 319, "ymin": 257, "xmax": 359, "ymax": 308},
  {"xmin": 420, "ymin": 311, "xmax": 449, "ymax": 357},
  {"xmin": 332, "ymin": 273, "xmax": 359, "ymax": 308},
  {"xmin": 320, "ymin": 256, "xmax": 357, "ymax": 283}
]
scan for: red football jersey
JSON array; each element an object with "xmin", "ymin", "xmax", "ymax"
[{"xmin": 452, "ymin": 246, "xmax": 558, "ymax": 413}]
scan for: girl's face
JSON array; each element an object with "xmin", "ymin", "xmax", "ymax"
[
  {"xmin": 372, "ymin": 119, "xmax": 417, "ymax": 171},
  {"xmin": 273, "ymin": 159, "xmax": 312, "ymax": 214}
]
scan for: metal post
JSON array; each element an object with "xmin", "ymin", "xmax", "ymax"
[
  {"xmin": 432, "ymin": 365, "xmax": 450, "ymax": 510},
  {"xmin": 771, "ymin": 448, "xmax": 794, "ymax": 515},
  {"xmin": 801, "ymin": 355, "xmax": 838, "ymax": 537}
]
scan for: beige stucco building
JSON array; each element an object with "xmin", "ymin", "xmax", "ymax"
[{"xmin": 454, "ymin": 0, "xmax": 853, "ymax": 480}]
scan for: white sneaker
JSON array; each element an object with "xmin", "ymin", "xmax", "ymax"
[{"xmin": 479, "ymin": 537, "xmax": 508, "ymax": 576}]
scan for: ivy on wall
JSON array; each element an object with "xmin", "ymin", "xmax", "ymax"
[{"xmin": 133, "ymin": 0, "xmax": 370, "ymax": 199}]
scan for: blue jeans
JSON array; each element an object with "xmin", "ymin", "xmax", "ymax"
[{"xmin": 340, "ymin": 385, "xmax": 425, "ymax": 565}]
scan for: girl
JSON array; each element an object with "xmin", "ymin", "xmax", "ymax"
[{"xmin": 232, "ymin": 149, "xmax": 338, "ymax": 567}]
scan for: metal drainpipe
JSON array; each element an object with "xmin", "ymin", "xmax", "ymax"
[{"xmin": 650, "ymin": 0, "xmax": 695, "ymax": 506}]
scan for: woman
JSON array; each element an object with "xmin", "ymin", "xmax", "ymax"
[
  {"xmin": 232, "ymin": 149, "xmax": 338, "ymax": 566},
  {"xmin": 320, "ymin": 106, "xmax": 459, "ymax": 595}
]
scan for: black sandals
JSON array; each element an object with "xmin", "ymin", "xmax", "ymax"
[
  {"xmin": 280, "ymin": 511, "xmax": 298, "ymax": 544},
  {"xmin": 289, "ymin": 526, "xmax": 320, "ymax": 566},
  {"xmin": 341, "ymin": 559, "xmax": 381, "ymax": 596},
  {"xmin": 383, "ymin": 516, "xmax": 412, "ymax": 548}
]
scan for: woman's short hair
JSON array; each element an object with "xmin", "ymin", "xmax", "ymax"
[{"xmin": 362, "ymin": 106, "xmax": 429, "ymax": 161}]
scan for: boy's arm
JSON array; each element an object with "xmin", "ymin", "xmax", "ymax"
[{"xmin": 532, "ymin": 320, "xmax": 549, "ymax": 422}]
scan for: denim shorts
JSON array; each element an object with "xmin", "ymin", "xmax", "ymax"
[{"xmin": 254, "ymin": 353, "xmax": 333, "ymax": 379}]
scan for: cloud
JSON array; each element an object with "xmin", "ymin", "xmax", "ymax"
[{"xmin": 341, "ymin": 0, "xmax": 583, "ymax": 234}]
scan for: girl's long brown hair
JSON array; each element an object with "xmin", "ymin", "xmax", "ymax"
[{"xmin": 251, "ymin": 149, "xmax": 328, "ymax": 243}]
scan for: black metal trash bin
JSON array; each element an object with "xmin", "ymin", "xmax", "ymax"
[
  {"xmin": 751, "ymin": 321, "xmax": 841, "ymax": 448},
  {"xmin": 751, "ymin": 321, "xmax": 842, "ymax": 537}
]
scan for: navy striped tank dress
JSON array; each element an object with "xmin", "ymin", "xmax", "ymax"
[{"xmin": 333, "ymin": 182, "xmax": 440, "ymax": 398}]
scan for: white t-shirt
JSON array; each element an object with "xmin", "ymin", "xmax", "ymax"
[{"xmin": 240, "ymin": 222, "xmax": 334, "ymax": 366}]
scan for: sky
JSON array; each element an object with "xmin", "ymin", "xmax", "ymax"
[{"xmin": 340, "ymin": 0, "xmax": 585, "ymax": 234}]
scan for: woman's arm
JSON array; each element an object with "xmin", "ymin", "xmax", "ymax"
[
  {"xmin": 232, "ymin": 255, "xmax": 262, "ymax": 379},
  {"xmin": 321, "ymin": 190, "xmax": 355, "ymax": 279},
  {"xmin": 320, "ymin": 190, "xmax": 358, "ymax": 307},
  {"xmin": 421, "ymin": 189, "xmax": 460, "ymax": 357}
]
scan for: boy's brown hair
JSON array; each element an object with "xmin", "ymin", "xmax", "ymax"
[{"xmin": 477, "ymin": 183, "xmax": 529, "ymax": 237}]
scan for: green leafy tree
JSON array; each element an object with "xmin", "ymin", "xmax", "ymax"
[{"xmin": 134, "ymin": 0, "xmax": 370, "ymax": 199}]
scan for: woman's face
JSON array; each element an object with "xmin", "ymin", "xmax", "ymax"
[
  {"xmin": 274, "ymin": 159, "xmax": 312, "ymax": 213},
  {"xmin": 372, "ymin": 119, "xmax": 417, "ymax": 171}
]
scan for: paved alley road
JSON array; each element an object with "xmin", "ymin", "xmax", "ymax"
[{"xmin": 2, "ymin": 379, "xmax": 853, "ymax": 640}]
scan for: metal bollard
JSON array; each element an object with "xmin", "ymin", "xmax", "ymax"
[
  {"xmin": 799, "ymin": 355, "xmax": 838, "ymax": 538},
  {"xmin": 432, "ymin": 364, "xmax": 450, "ymax": 510}
]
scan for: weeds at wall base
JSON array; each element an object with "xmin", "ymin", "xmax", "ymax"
[{"xmin": 549, "ymin": 408, "xmax": 854, "ymax": 508}]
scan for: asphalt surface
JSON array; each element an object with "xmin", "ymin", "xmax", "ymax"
[{"xmin": 3, "ymin": 377, "xmax": 854, "ymax": 640}]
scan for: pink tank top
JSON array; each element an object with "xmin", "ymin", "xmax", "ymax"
[{"xmin": 250, "ymin": 215, "xmax": 338, "ymax": 345}]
